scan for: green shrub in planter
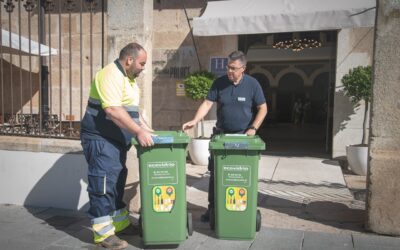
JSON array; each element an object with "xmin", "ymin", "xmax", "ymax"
[
  {"xmin": 341, "ymin": 65, "xmax": 372, "ymax": 144},
  {"xmin": 183, "ymin": 71, "xmax": 216, "ymax": 138},
  {"xmin": 183, "ymin": 71, "xmax": 216, "ymax": 100}
]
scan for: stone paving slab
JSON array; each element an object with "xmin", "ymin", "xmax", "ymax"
[
  {"xmin": 352, "ymin": 233, "xmax": 400, "ymax": 250},
  {"xmin": 302, "ymin": 231, "xmax": 353, "ymax": 250},
  {"xmin": 258, "ymin": 156, "xmax": 278, "ymax": 180},
  {"xmin": 250, "ymin": 227, "xmax": 304, "ymax": 250},
  {"xmin": 272, "ymin": 157, "xmax": 347, "ymax": 186}
]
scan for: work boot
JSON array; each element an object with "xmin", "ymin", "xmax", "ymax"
[{"xmin": 98, "ymin": 235, "xmax": 128, "ymax": 250}]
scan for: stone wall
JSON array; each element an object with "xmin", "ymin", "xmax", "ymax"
[
  {"xmin": 332, "ymin": 27, "xmax": 374, "ymax": 158},
  {"xmin": 0, "ymin": 136, "xmax": 88, "ymax": 210},
  {"xmin": 152, "ymin": 1, "xmax": 237, "ymax": 131},
  {"xmin": 0, "ymin": 3, "xmax": 104, "ymax": 121},
  {"xmin": 367, "ymin": 0, "xmax": 400, "ymax": 235}
]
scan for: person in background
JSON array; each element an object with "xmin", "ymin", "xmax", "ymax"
[
  {"xmin": 292, "ymin": 98, "xmax": 303, "ymax": 126},
  {"xmin": 80, "ymin": 42, "xmax": 154, "ymax": 249},
  {"xmin": 182, "ymin": 50, "xmax": 268, "ymax": 222},
  {"xmin": 302, "ymin": 98, "xmax": 311, "ymax": 125}
]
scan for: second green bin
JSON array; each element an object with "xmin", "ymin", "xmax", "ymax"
[
  {"xmin": 209, "ymin": 134, "xmax": 265, "ymax": 240},
  {"xmin": 132, "ymin": 131, "xmax": 192, "ymax": 246}
]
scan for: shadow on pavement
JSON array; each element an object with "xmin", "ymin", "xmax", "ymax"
[
  {"xmin": 26, "ymin": 206, "xmax": 94, "ymax": 247},
  {"xmin": 24, "ymin": 152, "xmax": 94, "ymax": 247},
  {"xmin": 259, "ymin": 179, "xmax": 347, "ymax": 189},
  {"xmin": 187, "ymin": 201, "xmax": 214, "ymax": 237},
  {"xmin": 257, "ymin": 192, "xmax": 366, "ymax": 232}
]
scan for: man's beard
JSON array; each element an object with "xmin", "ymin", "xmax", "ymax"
[
  {"xmin": 126, "ymin": 67, "xmax": 140, "ymax": 80},
  {"xmin": 127, "ymin": 72, "xmax": 138, "ymax": 80}
]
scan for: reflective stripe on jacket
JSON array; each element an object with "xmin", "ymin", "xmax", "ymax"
[{"xmin": 81, "ymin": 97, "xmax": 141, "ymax": 146}]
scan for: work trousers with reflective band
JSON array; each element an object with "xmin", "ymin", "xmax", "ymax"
[
  {"xmin": 81, "ymin": 138, "xmax": 131, "ymax": 242},
  {"xmin": 91, "ymin": 208, "xmax": 130, "ymax": 243}
]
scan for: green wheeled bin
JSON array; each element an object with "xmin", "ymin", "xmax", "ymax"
[
  {"xmin": 209, "ymin": 134, "xmax": 265, "ymax": 240},
  {"xmin": 132, "ymin": 131, "xmax": 192, "ymax": 246}
]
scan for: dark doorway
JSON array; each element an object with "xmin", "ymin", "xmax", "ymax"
[
  {"xmin": 240, "ymin": 31, "xmax": 336, "ymax": 157},
  {"xmin": 311, "ymin": 72, "xmax": 329, "ymax": 124},
  {"xmin": 277, "ymin": 73, "xmax": 304, "ymax": 123}
]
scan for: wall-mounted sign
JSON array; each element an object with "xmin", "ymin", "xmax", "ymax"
[
  {"xmin": 176, "ymin": 81, "xmax": 186, "ymax": 96},
  {"xmin": 210, "ymin": 57, "xmax": 228, "ymax": 77}
]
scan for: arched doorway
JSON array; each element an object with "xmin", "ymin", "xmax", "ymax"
[
  {"xmin": 251, "ymin": 73, "xmax": 270, "ymax": 94},
  {"xmin": 277, "ymin": 73, "xmax": 304, "ymax": 123}
]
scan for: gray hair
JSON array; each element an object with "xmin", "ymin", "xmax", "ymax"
[
  {"xmin": 228, "ymin": 50, "xmax": 247, "ymax": 66},
  {"xmin": 119, "ymin": 43, "xmax": 145, "ymax": 60}
]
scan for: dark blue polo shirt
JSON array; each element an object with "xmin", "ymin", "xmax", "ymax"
[{"xmin": 206, "ymin": 74, "xmax": 266, "ymax": 132}]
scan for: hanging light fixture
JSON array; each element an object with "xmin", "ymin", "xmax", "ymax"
[{"xmin": 272, "ymin": 37, "xmax": 322, "ymax": 52}]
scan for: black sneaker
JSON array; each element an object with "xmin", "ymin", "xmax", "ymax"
[
  {"xmin": 200, "ymin": 210, "xmax": 210, "ymax": 222},
  {"xmin": 99, "ymin": 235, "xmax": 128, "ymax": 250}
]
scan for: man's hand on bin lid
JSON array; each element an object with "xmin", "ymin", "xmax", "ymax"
[
  {"xmin": 137, "ymin": 128, "xmax": 155, "ymax": 147},
  {"xmin": 182, "ymin": 120, "xmax": 196, "ymax": 133},
  {"xmin": 245, "ymin": 126, "xmax": 257, "ymax": 136}
]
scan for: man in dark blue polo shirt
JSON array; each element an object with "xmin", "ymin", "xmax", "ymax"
[{"xmin": 182, "ymin": 50, "xmax": 268, "ymax": 222}]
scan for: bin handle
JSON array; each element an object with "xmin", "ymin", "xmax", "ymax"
[
  {"xmin": 152, "ymin": 136, "xmax": 174, "ymax": 144},
  {"xmin": 223, "ymin": 142, "xmax": 249, "ymax": 149}
]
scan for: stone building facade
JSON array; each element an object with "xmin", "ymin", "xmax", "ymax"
[{"xmin": 0, "ymin": 0, "xmax": 398, "ymax": 236}]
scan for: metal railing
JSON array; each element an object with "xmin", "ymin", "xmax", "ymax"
[{"xmin": 0, "ymin": 0, "xmax": 105, "ymax": 139}]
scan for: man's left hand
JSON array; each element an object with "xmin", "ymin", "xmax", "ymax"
[{"xmin": 245, "ymin": 129, "xmax": 256, "ymax": 136}]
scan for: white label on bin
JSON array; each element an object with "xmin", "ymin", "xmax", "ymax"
[
  {"xmin": 222, "ymin": 165, "xmax": 251, "ymax": 187},
  {"xmin": 147, "ymin": 161, "xmax": 178, "ymax": 185}
]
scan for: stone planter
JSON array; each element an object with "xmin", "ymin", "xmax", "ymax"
[
  {"xmin": 188, "ymin": 138, "xmax": 210, "ymax": 166},
  {"xmin": 346, "ymin": 144, "xmax": 368, "ymax": 175}
]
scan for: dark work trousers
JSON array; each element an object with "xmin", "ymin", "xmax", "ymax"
[
  {"xmin": 207, "ymin": 128, "xmax": 245, "ymax": 210},
  {"xmin": 81, "ymin": 137, "xmax": 128, "ymax": 218}
]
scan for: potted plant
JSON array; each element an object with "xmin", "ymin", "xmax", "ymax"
[
  {"xmin": 341, "ymin": 65, "xmax": 372, "ymax": 175},
  {"xmin": 183, "ymin": 71, "xmax": 216, "ymax": 165}
]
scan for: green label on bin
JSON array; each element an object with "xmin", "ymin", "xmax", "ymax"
[
  {"xmin": 147, "ymin": 161, "xmax": 178, "ymax": 185},
  {"xmin": 222, "ymin": 165, "xmax": 251, "ymax": 187},
  {"xmin": 225, "ymin": 187, "xmax": 247, "ymax": 211},
  {"xmin": 152, "ymin": 186, "xmax": 175, "ymax": 212}
]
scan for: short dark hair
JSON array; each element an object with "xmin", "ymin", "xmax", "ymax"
[
  {"xmin": 119, "ymin": 43, "xmax": 145, "ymax": 60},
  {"xmin": 228, "ymin": 50, "xmax": 247, "ymax": 66}
]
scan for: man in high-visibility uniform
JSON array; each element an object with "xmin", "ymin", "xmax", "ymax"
[{"xmin": 80, "ymin": 42, "xmax": 154, "ymax": 249}]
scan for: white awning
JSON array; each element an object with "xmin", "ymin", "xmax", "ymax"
[
  {"xmin": 193, "ymin": 0, "xmax": 376, "ymax": 36},
  {"xmin": 1, "ymin": 29, "xmax": 58, "ymax": 56}
]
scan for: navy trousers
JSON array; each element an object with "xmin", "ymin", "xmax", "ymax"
[{"xmin": 81, "ymin": 137, "xmax": 128, "ymax": 218}]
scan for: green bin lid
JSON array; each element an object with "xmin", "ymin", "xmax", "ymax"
[
  {"xmin": 131, "ymin": 131, "xmax": 189, "ymax": 145},
  {"xmin": 209, "ymin": 134, "xmax": 265, "ymax": 150}
]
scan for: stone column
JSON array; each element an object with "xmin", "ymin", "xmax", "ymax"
[
  {"xmin": 367, "ymin": 0, "xmax": 400, "ymax": 235},
  {"xmin": 107, "ymin": 0, "xmax": 153, "ymax": 126},
  {"xmin": 107, "ymin": 0, "xmax": 153, "ymax": 213}
]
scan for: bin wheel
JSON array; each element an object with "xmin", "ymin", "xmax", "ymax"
[
  {"xmin": 256, "ymin": 209, "xmax": 261, "ymax": 232},
  {"xmin": 187, "ymin": 212, "xmax": 193, "ymax": 236},
  {"xmin": 138, "ymin": 215, "xmax": 143, "ymax": 237},
  {"xmin": 209, "ymin": 207, "xmax": 215, "ymax": 230}
]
